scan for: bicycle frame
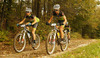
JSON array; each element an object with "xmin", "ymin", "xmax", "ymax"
[
  {"xmin": 14, "ymin": 24, "xmax": 40, "ymax": 53},
  {"xmin": 50, "ymin": 23, "xmax": 59, "ymax": 42},
  {"xmin": 50, "ymin": 23, "xmax": 68, "ymax": 42},
  {"xmin": 19, "ymin": 24, "xmax": 31, "ymax": 42},
  {"xmin": 46, "ymin": 23, "xmax": 68, "ymax": 54}
]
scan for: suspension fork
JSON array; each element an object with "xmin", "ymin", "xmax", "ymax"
[
  {"xmin": 23, "ymin": 31, "xmax": 26, "ymax": 40},
  {"xmin": 20, "ymin": 30, "xmax": 26, "ymax": 43},
  {"xmin": 49, "ymin": 30, "xmax": 56, "ymax": 42},
  {"xmin": 18, "ymin": 30, "xmax": 23, "ymax": 42},
  {"xmin": 53, "ymin": 30, "xmax": 57, "ymax": 42}
]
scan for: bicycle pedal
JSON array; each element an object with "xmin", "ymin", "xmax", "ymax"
[
  {"xmin": 60, "ymin": 41, "xmax": 66, "ymax": 45},
  {"xmin": 68, "ymin": 39, "xmax": 70, "ymax": 43},
  {"xmin": 32, "ymin": 43, "xmax": 36, "ymax": 47}
]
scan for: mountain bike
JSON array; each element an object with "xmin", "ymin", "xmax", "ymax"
[
  {"xmin": 46, "ymin": 23, "xmax": 68, "ymax": 55},
  {"xmin": 13, "ymin": 24, "xmax": 40, "ymax": 53}
]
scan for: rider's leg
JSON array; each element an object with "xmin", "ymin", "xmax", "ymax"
[
  {"xmin": 26, "ymin": 27, "xmax": 29, "ymax": 30},
  {"xmin": 59, "ymin": 25, "xmax": 64, "ymax": 40},
  {"xmin": 56, "ymin": 25, "xmax": 59, "ymax": 29},
  {"xmin": 67, "ymin": 28, "xmax": 70, "ymax": 39},
  {"xmin": 32, "ymin": 28, "xmax": 36, "ymax": 43},
  {"xmin": 68, "ymin": 31, "xmax": 70, "ymax": 43},
  {"xmin": 67, "ymin": 32, "xmax": 70, "ymax": 39},
  {"xmin": 32, "ymin": 23, "xmax": 38, "ymax": 43}
]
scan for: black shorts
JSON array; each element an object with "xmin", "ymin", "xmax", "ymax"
[
  {"xmin": 31, "ymin": 23, "xmax": 38, "ymax": 28},
  {"xmin": 67, "ymin": 28, "xmax": 70, "ymax": 32},
  {"xmin": 57, "ymin": 20, "xmax": 64, "ymax": 26},
  {"xmin": 65, "ymin": 27, "xmax": 70, "ymax": 32}
]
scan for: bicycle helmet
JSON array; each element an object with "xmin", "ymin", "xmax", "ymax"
[
  {"xmin": 53, "ymin": 4, "xmax": 60, "ymax": 10},
  {"xmin": 25, "ymin": 7, "xmax": 32, "ymax": 13}
]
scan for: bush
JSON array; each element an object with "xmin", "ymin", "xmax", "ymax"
[
  {"xmin": 83, "ymin": 34, "xmax": 90, "ymax": 39},
  {"xmin": 36, "ymin": 21, "xmax": 52, "ymax": 41},
  {"xmin": 71, "ymin": 32, "xmax": 82, "ymax": 39},
  {"xmin": 0, "ymin": 31, "xmax": 9, "ymax": 42}
]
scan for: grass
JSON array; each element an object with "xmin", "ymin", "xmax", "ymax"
[{"xmin": 56, "ymin": 39, "xmax": 100, "ymax": 58}]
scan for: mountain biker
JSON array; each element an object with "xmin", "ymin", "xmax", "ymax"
[
  {"xmin": 17, "ymin": 8, "xmax": 40, "ymax": 47},
  {"xmin": 46, "ymin": 4, "xmax": 67, "ymax": 43},
  {"xmin": 65, "ymin": 22, "xmax": 71, "ymax": 43}
]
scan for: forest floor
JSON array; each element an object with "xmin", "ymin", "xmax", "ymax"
[{"xmin": 0, "ymin": 39, "xmax": 97, "ymax": 58}]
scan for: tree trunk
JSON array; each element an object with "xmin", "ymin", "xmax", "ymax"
[
  {"xmin": 18, "ymin": 0, "xmax": 23, "ymax": 20},
  {"xmin": 43, "ymin": 0, "xmax": 47, "ymax": 20},
  {"xmin": 47, "ymin": 0, "xmax": 53, "ymax": 16},
  {"xmin": 33, "ymin": 0, "xmax": 37, "ymax": 15},
  {"xmin": 37, "ymin": 0, "xmax": 40, "ymax": 18},
  {"xmin": 0, "ymin": 0, "xmax": 6, "ymax": 30}
]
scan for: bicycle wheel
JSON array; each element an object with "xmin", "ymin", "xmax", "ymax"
[
  {"xmin": 60, "ymin": 32, "xmax": 68, "ymax": 51},
  {"xmin": 46, "ymin": 32, "xmax": 56, "ymax": 55},
  {"xmin": 13, "ymin": 32, "xmax": 26, "ymax": 53},
  {"xmin": 33, "ymin": 34, "xmax": 40, "ymax": 50}
]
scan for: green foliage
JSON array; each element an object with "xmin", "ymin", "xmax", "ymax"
[
  {"xmin": 0, "ymin": 31, "xmax": 9, "ymax": 42},
  {"xmin": 71, "ymin": 32, "xmax": 82, "ymax": 39},
  {"xmin": 56, "ymin": 39, "xmax": 100, "ymax": 58},
  {"xmin": 36, "ymin": 21, "xmax": 52, "ymax": 41},
  {"xmin": 96, "ymin": 24, "xmax": 100, "ymax": 38},
  {"xmin": 83, "ymin": 34, "xmax": 90, "ymax": 39},
  {"xmin": 0, "ymin": 0, "xmax": 99, "ymax": 41}
]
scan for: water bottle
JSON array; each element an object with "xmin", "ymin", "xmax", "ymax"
[{"xmin": 57, "ymin": 32, "xmax": 60, "ymax": 38}]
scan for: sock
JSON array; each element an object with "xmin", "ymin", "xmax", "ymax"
[{"xmin": 33, "ymin": 40, "xmax": 36, "ymax": 43}]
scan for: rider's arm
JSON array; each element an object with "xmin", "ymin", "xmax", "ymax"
[
  {"xmin": 69, "ymin": 26, "xmax": 71, "ymax": 32},
  {"xmin": 63, "ymin": 15, "xmax": 67, "ymax": 25},
  {"xmin": 19, "ymin": 18, "xmax": 26, "ymax": 24},
  {"xmin": 32, "ymin": 17, "xmax": 37, "ymax": 25},
  {"xmin": 25, "ymin": 22, "xmax": 30, "ymax": 25},
  {"xmin": 48, "ymin": 16, "xmax": 53, "ymax": 23}
]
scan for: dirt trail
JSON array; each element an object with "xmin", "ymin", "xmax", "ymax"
[{"xmin": 0, "ymin": 39, "xmax": 96, "ymax": 58}]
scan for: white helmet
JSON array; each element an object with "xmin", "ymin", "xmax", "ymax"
[
  {"xmin": 53, "ymin": 4, "xmax": 60, "ymax": 10},
  {"xmin": 26, "ymin": 7, "xmax": 32, "ymax": 13}
]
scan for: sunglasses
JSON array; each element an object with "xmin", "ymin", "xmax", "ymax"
[{"xmin": 54, "ymin": 10, "xmax": 59, "ymax": 11}]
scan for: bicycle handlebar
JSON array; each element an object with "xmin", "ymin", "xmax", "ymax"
[
  {"xmin": 20, "ymin": 24, "xmax": 32, "ymax": 27},
  {"xmin": 51, "ymin": 23, "xmax": 56, "ymax": 26},
  {"xmin": 20, "ymin": 24, "xmax": 26, "ymax": 27}
]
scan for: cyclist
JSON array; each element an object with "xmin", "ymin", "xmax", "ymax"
[
  {"xmin": 17, "ymin": 8, "xmax": 40, "ymax": 47},
  {"xmin": 46, "ymin": 4, "xmax": 67, "ymax": 43},
  {"xmin": 65, "ymin": 22, "xmax": 71, "ymax": 43}
]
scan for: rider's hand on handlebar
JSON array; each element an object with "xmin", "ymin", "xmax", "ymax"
[
  {"xmin": 46, "ymin": 22, "xmax": 50, "ymax": 25},
  {"xmin": 26, "ymin": 23, "xmax": 32, "ymax": 26},
  {"xmin": 16, "ymin": 24, "xmax": 20, "ymax": 26}
]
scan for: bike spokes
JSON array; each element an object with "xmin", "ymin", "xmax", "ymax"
[
  {"xmin": 60, "ymin": 32, "xmax": 68, "ymax": 51},
  {"xmin": 14, "ymin": 33, "xmax": 26, "ymax": 53},
  {"xmin": 46, "ymin": 32, "xmax": 55, "ymax": 55}
]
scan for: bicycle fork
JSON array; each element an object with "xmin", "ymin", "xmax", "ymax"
[
  {"xmin": 53, "ymin": 31, "xmax": 57, "ymax": 44},
  {"xmin": 49, "ymin": 32, "xmax": 56, "ymax": 45},
  {"xmin": 19, "ymin": 31, "xmax": 26, "ymax": 43},
  {"xmin": 22, "ymin": 32, "xmax": 25, "ymax": 43}
]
